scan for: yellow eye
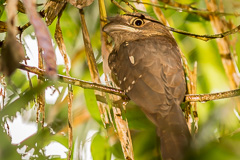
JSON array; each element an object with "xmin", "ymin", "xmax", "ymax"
[{"xmin": 132, "ymin": 18, "xmax": 144, "ymax": 26}]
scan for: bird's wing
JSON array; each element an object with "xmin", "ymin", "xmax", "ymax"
[
  {"xmin": 109, "ymin": 35, "xmax": 191, "ymax": 160},
  {"xmin": 108, "ymin": 35, "xmax": 186, "ymax": 117}
]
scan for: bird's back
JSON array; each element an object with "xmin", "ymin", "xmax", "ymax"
[{"xmin": 109, "ymin": 35, "xmax": 191, "ymax": 160}]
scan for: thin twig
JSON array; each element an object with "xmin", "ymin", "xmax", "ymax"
[
  {"xmin": 125, "ymin": 13, "xmax": 240, "ymax": 41},
  {"xmin": 19, "ymin": 64, "xmax": 126, "ymax": 96},
  {"xmin": 36, "ymin": 48, "xmax": 45, "ymax": 127},
  {"xmin": 111, "ymin": 0, "xmax": 131, "ymax": 13},
  {"xmin": 19, "ymin": 22, "xmax": 31, "ymax": 33},
  {"xmin": 0, "ymin": 75, "xmax": 6, "ymax": 110},
  {"xmin": 95, "ymin": 95, "xmax": 127, "ymax": 107},
  {"xmin": 79, "ymin": 8, "xmax": 109, "ymax": 126},
  {"xmin": 79, "ymin": 9, "xmax": 101, "ymax": 85},
  {"xmin": 54, "ymin": 6, "xmax": 73, "ymax": 159},
  {"xmin": 67, "ymin": 84, "xmax": 73, "ymax": 160},
  {"xmin": 166, "ymin": 24, "xmax": 240, "ymax": 41},
  {"xmin": 185, "ymin": 89, "xmax": 240, "ymax": 102},
  {"xmin": 122, "ymin": 0, "xmax": 137, "ymax": 12},
  {"xmin": 151, "ymin": 0, "xmax": 167, "ymax": 24},
  {"xmin": 129, "ymin": 1, "xmax": 240, "ymax": 18},
  {"xmin": 187, "ymin": 62, "xmax": 198, "ymax": 135}
]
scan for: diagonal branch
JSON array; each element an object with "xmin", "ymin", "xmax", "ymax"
[{"xmin": 19, "ymin": 64, "xmax": 126, "ymax": 97}]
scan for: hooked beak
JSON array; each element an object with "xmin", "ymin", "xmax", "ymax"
[{"xmin": 103, "ymin": 22, "xmax": 138, "ymax": 34}]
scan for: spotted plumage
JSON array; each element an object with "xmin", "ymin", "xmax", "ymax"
[{"xmin": 103, "ymin": 13, "xmax": 191, "ymax": 160}]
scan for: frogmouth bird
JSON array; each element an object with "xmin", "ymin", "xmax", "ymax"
[{"xmin": 103, "ymin": 13, "xmax": 191, "ymax": 160}]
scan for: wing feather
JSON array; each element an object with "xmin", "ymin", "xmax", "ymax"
[{"xmin": 108, "ymin": 35, "xmax": 186, "ymax": 116}]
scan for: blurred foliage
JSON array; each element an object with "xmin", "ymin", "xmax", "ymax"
[{"xmin": 0, "ymin": 0, "xmax": 240, "ymax": 160}]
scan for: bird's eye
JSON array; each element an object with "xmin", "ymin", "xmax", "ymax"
[{"xmin": 132, "ymin": 18, "xmax": 144, "ymax": 26}]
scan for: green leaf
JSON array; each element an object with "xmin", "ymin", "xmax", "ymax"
[
  {"xmin": 0, "ymin": 0, "xmax": 5, "ymax": 18},
  {"xmin": 9, "ymin": 69, "xmax": 27, "ymax": 88},
  {"xmin": 125, "ymin": 104, "xmax": 155, "ymax": 130},
  {"xmin": 0, "ymin": 82, "xmax": 51, "ymax": 119},
  {"xmin": 51, "ymin": 135, "xmax": 68, "ymax": 148},
  {"xmin": 111, "ymin": 140, "xmax": 124, "ymax": 159},
  {"xmin": 91, "ymin": 133, "xmax": 111, "ymax": 160},
  {"xmin": 133, "ymin": 131, "xmax": 160, "ymax": 160},
  {"xmin": 185, "ymin": 13, "xmax": 202, "ymax": 22},
  {"xmin": 0, "ymin": 125, "xmax": 21, "ymax": 160},
  {"xmin": 84, "ymin": 89, "xmax": 102, "ymax": 124}
]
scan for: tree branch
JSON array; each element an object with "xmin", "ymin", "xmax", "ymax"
[
  {"xmin": 166, "ymin": 24, "xmax": 240, "ymax": 41},
  {"xmin": 19, "ymin": 64, "xmax": 126, "ymax": 97},
  {"xmin": 19, "ymin": 64, "xmax": 240, "ymax": 103},
  {"xmin": 185, "ymin": 89, "xmax": 240, "ymax": 102}
]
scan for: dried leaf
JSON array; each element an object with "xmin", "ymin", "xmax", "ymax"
[
  {"xmin": 44, "ymin": 0, "xmax": 67, "ymax": 26},
  {"xmin": 0, "ymin": 34, "xmax": 25, "ymax": 76},
  {"xmin": 67, "ymin": 0, "xmax": 94, "ymax": 9},
  {"xmin": 23, "ymin": 0, "xmax": 57, "ymax": 78},
  {"xmin": 54, "ymin": 14, "xmax": 70, "ymax": 75},
  {"xmin": 17, "ymin": 0, "xmax": 26, "ymax": 13},
  {"xmin": 0, "ymin": 0, "xmax": 25, "ymax": 76},
  {"xmin": 0, "ymin": 21, "xmax": 7, "ymax": 33}
]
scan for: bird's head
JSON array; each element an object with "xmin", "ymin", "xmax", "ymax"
[{"xmin": 103, "ymin": 13, "xmax": 171, "ymax": 49}]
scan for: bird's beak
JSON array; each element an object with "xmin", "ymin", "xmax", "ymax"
[
  {"xmin": 102, "ymin": 23, "xmax": 112, "ymax": 34},
  {"xmin": 102, "ymin": 17, "xmax": 119, "ymax": 34},
  {"xmin": 103, "ymin": 23, "xmax": 137, "ymax": 34}
]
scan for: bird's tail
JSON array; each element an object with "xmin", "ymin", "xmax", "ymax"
[
  {"xmin": 157, "ymin": 104, "xmax": 191, "ymax": 160},
  {"xmin": 143, "ymin": 103, "xmax": 191, "ymax": 160}
]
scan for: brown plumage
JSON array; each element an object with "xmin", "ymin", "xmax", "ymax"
[{"xmin": 103, "ymin": 13, "xmax": 191, "ymax": 160}]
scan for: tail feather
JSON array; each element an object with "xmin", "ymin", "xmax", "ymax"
[
  {"xmin": 157, "ymin": 104, "xmax": 191, "ymax": 160},
  {"xmin": 143, "ymin": 103, "xmax": 191, "ymax": 160}
]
